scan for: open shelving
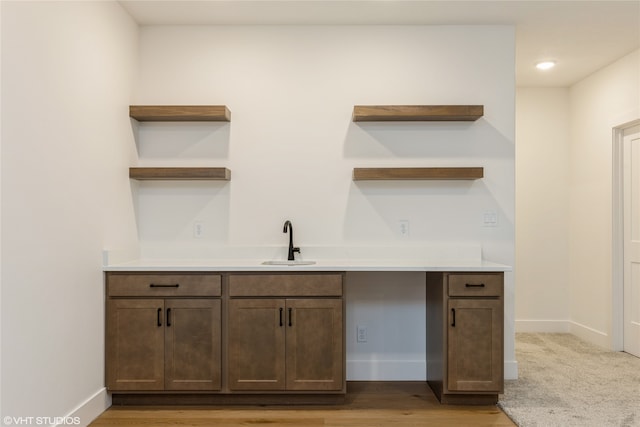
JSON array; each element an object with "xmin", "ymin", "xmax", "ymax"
[
  {"xmin": 352, "ymin": 104, "xmax": 484, "ymax": 181},
  {"xmin": 352, "ymin": 105, "xmax": 483, "ymax": 122},
  {"xmin": 130, "ymin": 105, "xmax": 231, "ymax": 122},
  {"xmin": 352, "ymin": 167, "xmax": 483, "ymax": 181},
  {"xmin": 129, "ymin": 105, "xmax": 231, "ymax": 182},
  {"xmin": 129, "ymin": 167, "xmax": 231, "ymax": 181}
]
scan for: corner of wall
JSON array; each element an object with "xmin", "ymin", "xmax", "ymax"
[
  {"xmin": 567, "ymin": 48, "xmax": 640, "ymax": 348},
  {"xmin": 65, "ymin": 388, "xmax": 111, "ymax": 427}
]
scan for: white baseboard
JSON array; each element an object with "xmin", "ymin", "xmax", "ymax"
[
  {"xmin": 60, "ymin": 366, "xmax": 516, "ymax": 414},
  {"xmin": 58, "ymin": 388, "xmax": 111, "ymax": 427},
  {"xmin": 347, "ymin": 360, "xmax": 426, "ymax": 381},
  {"xmin": 515, "ymin": 319, "xmax": 571, "ymax": 333},
  {"xmin": 514, "ymin": 319, "xmax": 611, "ymax": 350},
  {"xmin": 504, "ymin": 360, "xmax": 518, "ymax": 380},
  {"xmin": 569, "ymin": 321, "xmax": 610, "ymax": 349},
  {"xmin": 348, "ymin": 359, "xmax": 519, "ymax": 382}
]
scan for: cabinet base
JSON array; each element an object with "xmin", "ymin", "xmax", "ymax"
[
  {"xmin": 111, "ymin": 393, "xmax": 346, "ymax": 406},
  {"xmin": 438, "ymin": 393, "xmax": 498, "ymax": 405},
  {"xmin": 111, "ymin": 382, "xmax": 499, "ymax": 406},
  {"xmin": 427, "ymin": 381, "xmax": 498, "ymax": 405}
]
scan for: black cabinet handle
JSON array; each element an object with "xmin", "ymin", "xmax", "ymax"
[
  {"xmin": 451, "ymin": 308, "xmax": 456, "ymax": 327},
  {"xmin": 150, "ymin": 283, "xmax": 180, "ymax": 288},
  {"xmin": 288, "ymin": 308, "xmax": 293, "ymax": 327},
  {"xmin": 465, "ymin": 283, "xmax": 485, "ymax": 288},
  {"xmin": 166, "ymin": 308, "xmax": 172, "ymax": 327},
  {"xmin": 279, "ymin": 307, "xmax": 283, "ymax": 327},
  {"xmin": 157, "ymin": 308, "xmax": 162, "ymax": 327}
]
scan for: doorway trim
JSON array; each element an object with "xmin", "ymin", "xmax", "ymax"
[{"xmin": 612, "ymin": 118, "xmax": 640, "ymax": 352}]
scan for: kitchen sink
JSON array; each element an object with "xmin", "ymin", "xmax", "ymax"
[{"xmin": 261, "ymin": 260, "xmax": 316, "ymax": 266}]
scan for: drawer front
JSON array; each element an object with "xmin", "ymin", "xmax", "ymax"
[
  {"xmin": 448, "ymin": 273, "xmax": 503, "ymax": 297},
  {"xmin": 107, "ymin": 273, "xmax": 221, "ymax": 297},
  {"xmin": 229, "ymin": 274, "xmax": 343, "ymax": 297}
]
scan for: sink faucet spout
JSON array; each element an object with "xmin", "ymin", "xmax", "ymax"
[{"xmin": 283, "ymin": 220, "xmax": 301, "ymax": 261}]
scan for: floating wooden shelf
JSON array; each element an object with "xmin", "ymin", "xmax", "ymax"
[
  {"xmin": 352, "ymin": 105, "xmax": 483, "ymax": 122},
  {"xmin": 353, "ymin": 167, "xmax": 483, "ymax": 181},
  {"xmin": 129, "ymin": 167, "xmax": 231, "ymax": 181},
  {"xmin": 129, "ymin": 105, "xmax": 231, "ymax": 122}
]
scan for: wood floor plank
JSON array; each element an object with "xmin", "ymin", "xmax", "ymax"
[{"xmin": 90, "ymin": 382, "xmax": 515, "ymax": 426}]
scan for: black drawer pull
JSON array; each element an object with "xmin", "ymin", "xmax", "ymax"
[
  {"xmin": 279, "ymin": 307, "xmax": 283, "ymax": 327},
  {"xmin": 451, "ymin": 308, "xmax": 456, "ymax": 327},
  {"xmin": 288, "ymin": 307, "xmax": 293, "ymax": 327},
  {"xmin": 157, "ymin": 308, "xmax": 162, "ymax": 327},
  {"xmin": 166, "ymin": 308, "xmax": 172, "ymax": 327},
  {"xmin": 465, "ymin": 283, "xmax": 485, "ymax": 288},
  {"xmin": 149, "ymin": 283, "xmax": 180, "ymax": 288}
]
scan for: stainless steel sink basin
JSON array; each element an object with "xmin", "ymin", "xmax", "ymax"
[{"xmin": 261, "ymin": 260, "xmax": 316, "ymax": 266}]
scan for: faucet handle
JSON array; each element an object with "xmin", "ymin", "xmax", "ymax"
[{"xmin": 293, "ymin": 247, "xmax": 301, "ymax": 254}]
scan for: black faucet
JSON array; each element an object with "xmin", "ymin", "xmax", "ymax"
[{"xmin": 283, "ymin": 220, "xmax": 300, "ymax": 261}]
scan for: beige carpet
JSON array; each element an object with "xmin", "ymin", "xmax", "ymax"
[{"xmin": 498, "ymin": 333, "xmax": 640, "ymax": 427}]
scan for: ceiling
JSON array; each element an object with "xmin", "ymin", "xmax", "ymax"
[{"xmin": 119, "ymin": 0, "xmax": 640, "ymax": 87}]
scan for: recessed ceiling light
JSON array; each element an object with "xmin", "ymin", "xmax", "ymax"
[{"xmin": 536, "ymin": 61, "xmax": 556, "ymax": 71}]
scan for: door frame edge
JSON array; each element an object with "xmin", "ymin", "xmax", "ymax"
[{"xmin": 612, "ymin": 119, "xmax": 640, "ymax": 352}]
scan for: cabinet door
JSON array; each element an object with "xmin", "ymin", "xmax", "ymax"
[
  {"xmin": 447, "ymin": 298, "xmax": 503, "ymax": 392},
  {"xmin": 228, "ymin": 299, "xmax": 286, "ymax": 390},
  {"xmin": 286, "ymin": 299, "xmax": 343, "ymax": 391},
  {"xmin": 106, "ymin": 299, "xmax": 165, "ymax": 391},
  {"xmin": 164, "ymin": 299, "xmax": 222, "ymax": 391}
]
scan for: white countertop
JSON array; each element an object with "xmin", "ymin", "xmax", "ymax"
[
  {"xmin": 102, "ymin": 244, "xmax": 512, "ymax": 272},
  {"xmin": 103, "ymin": 259, "xmax": 511, "ymax": 272}
]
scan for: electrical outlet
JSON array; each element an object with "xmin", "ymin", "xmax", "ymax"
[
  {"xmin": 357, "ymin": 325, "xmax": 367, "ymax": 343},
  {"xmin": 482, "ymin": 211, "xmax": 498, "ymax": 227},
  {"xmin": 398, "ymin": 220, "xmax": 410, "ymax": 239},
  {"xmin": 193, "ymin": 221, "xmax": 205, "ymax": 238}
]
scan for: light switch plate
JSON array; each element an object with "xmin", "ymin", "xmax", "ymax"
[{"xmin": 398, "ymin": 220, "xmax": 410, "ymax": 238}]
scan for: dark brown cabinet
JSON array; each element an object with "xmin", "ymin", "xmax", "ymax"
[
  {"xmin": 104, "ymin": 269, "xmax": 504, "ymax": 405},
  {"xmin": 426, "ymin": 272, "xmax": 504, "ymax": 404},
  {"xmin": 105, "ymin": 273, "xmax": 222, "ymax": 392},
  {"xmin": 106, "ymin": 298, "xmax": 165, "ymax": 390},
  {"xmin": 227, "ymin": 298, "xmax": 285, "ymax": 390},
  {"xmin": 285, "ymin": 298, "xmax": 343, "ymax": 391},
  {"xmin": 227, "ymin": 274, "xmax": 345, "ymax": 393}
]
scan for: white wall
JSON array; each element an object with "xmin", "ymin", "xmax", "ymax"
[
  {"xmin": 1, "ymin": 2, "xmax": 138, "ymax": 425},
  {"xmin": 515, "ymin": 87, "xmax": 571, "ymax": 331},
  {"xmin": 568, "ymin": 49, "xmax": 640, "ymax": 348},
  {"xmin": 135, "ymin": 25, "xmax": 516, "ymax": 379},
  {"xmin": 0, "ymin": 16, "xmax": 517, "ymax": 422},
  {"xmin": 513, "ymin": 51, "xmax": 640, "ymax": 349},
  {"xmin": 0, "ymin": 0, "xmax": 3, "ymax": 416}
]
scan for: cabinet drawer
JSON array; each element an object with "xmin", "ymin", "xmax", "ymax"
[
  {"xmin": 448, "ymin": 273, "xmax": 503, "ymax": 297},
  {"xmin": 229, "ymin": 274, "xmax": 343, "ymax": 297},
  {"xmin": 107, "ymin": 273, "xmax": 221, "ymax": 297}
]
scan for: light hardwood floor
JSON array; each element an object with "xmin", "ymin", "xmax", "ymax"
[{"xmin": 90, "ymin": 382, "xmax": 515, "ymax": 426}]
